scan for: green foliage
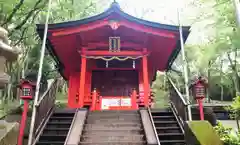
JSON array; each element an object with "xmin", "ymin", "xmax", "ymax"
[
  {"xmin": 0, "ymin": 0, "xmax": 108, "ymax": 101},
  {"xmin": 55, "ymin": 100, "xmax": 67, "ymax": 109},
  {"xmin": 152, "ymin": 72, "xmax": 169, "ymax": 108},
  {"xmin": 227, "ymin": 96, "xmax": 240, "ymax": 119},
  {"xmin": 231, "ymin": 96, "xmax": 240, "ymax": 117},
  {"xmin": 169, "ymin": 0, "xmax": 240, "ymax": 101},
  {"xmin": 214, "ymin": 122, "xmax": 240, "ymax": 145}
]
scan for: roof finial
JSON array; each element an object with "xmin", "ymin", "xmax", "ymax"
[{"xmin": 111, "ymin": 0, "xmax": 120, "ymax": 9}]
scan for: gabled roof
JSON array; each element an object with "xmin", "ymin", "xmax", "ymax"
[
  {"xmin": 37, "ymin": 2, "xmax": 190, "ymax": 32},
  {"xmin": 36, "ymin": 2, "xmax": 191, "ymax": 80}
]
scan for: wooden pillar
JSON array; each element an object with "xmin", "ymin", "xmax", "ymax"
[
  {"xmin": 142, "ymin": 49, "xmax": 149, "ymax": 107},
  {"xmin": 79, "ymin": 55, "xmax": 87, "ymax": 108},
  {"xmin": 90, "ymin": 88, "xmax": 97, "ymax": 111},
  {"xmin": 131, "ymin": 89, "xmax": 138, "ymax": 109}
]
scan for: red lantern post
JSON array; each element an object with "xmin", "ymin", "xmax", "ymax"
[
  {"xmin": 191, "ymin": 77, "xmax": 207, "ymax": 120},
  {"xmin": 17, "ymin": 79, "xmax": 36, "ymax": 145}
]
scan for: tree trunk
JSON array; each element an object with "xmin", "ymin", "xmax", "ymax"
[
  {"xmin": 233, "ymin": 0, "xmax": 240, "ymax": 26},
  {"xmin": 227, "ymin": 53, "xmax": 240, "ymax": 97},
  {"xmin": 207, "ymin": 60, "xmax": 211, "ymax": 103},
  {"xmin": 220, "ymin": 60, "xmax": 224, "ymax": 101}
]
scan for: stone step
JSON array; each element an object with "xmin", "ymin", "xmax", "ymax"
[
  {"xmin": 87, "ymin": 114, "xmax": 140, "ymax": 118},
  {"xmin": 80, "ymin": 111, "xmax": 145, "ymax": 145},
  {"xmin": 82, "ymin": 130, "xmax": 143, "ymax": 135},
  {"xmin": 84, "ymin": 122, "xmax": 141, "ymax": 127},
  {"xmin": 81, "ymin": 135, "xmax": 145, "ymax": 142},
  {"xmin": 151, "ymin": 109, "xmax": 186, "ymax": 144},
  {"xmin": 87, "ymin": 116, "xmax": 140, "ymax": 120},
  {"xmin": 86, "ymin": 119, "xmax": 141, "ymax": 123},
  {"xmin": 79, "ymin": 141, "xmax": 146, "ymax": 145},
  {"xmin": 84, "ymin": 126, "xmax": 142, "ymax": 131}
]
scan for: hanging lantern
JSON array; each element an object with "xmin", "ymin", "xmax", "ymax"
[
  {"xmin": 190, "ymin": 76, "xmax": 208, "ymax": 120},
  {"xmin": 17, "ymin": 79, "xmax": 36, "ymax": 145},
  {"xmin": 191, "ymin": 77, "xmax": 207, "ymax": 100}
]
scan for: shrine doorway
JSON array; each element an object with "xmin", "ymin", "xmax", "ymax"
[{"xmin": 91, "ymin": 70, "xmax": 139, "ymax": 97}]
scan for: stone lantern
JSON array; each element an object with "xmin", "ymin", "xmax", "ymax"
[{"xmin": 0, "ymin": 27, "xmax": 19, "ymax": 89}]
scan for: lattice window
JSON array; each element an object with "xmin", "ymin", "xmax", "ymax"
[
  {"xmin": 109, "ymin": 37, "xmax": 121, "ymax": 52},
  {"xmin": 22, "ymin": 88, "xmax": 31, "ymax": 96}
]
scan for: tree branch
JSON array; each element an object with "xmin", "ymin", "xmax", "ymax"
[
  {"xmin": 12, "ymin": 7, "xmax": 42, "ymax": 46},
  {"xmin": 1, "ymin": 0, "xmax": 25, "ymax": 26},
  {"xmin": 80, "ymin": 2, "xmax": 95, "ymax": 18},
  {"xmin": 9, "ymin": 0, "xmax": 47, "ymax": 36},
  {"xmin": 227, "ymin": 52, "xmax": 240, "ymax": 94},
  {"xmin": 12, "ymin": 27, "xmax": 28, "ymax": 46}
]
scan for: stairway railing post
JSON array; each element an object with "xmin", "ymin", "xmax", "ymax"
[
  {"xmin": 177, "ymin": 7, "xmax": 192, "ymax": 121},
  {"xmin": 27, "ymin": 0, "xmax": 52, "ymax": 144},
  {"xmin": 91, "ymin": 88, "xmax": 97, "ymax": 111},
  {"xmin": 131, "ymin": 89, "xmax": 138, "ymax": 109}
]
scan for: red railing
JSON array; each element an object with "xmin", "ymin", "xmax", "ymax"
[{"xmin": 137, "ymin": 90, "xmax": 155, "ymax": 107}]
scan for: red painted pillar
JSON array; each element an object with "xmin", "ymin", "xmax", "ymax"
[
  {"xmin": 68, "ymin": 75, "xmax": 75, "ymax": 108},
  {"xmin": 79, "ymin": 54, "xmax": 87, "ymax": 108},
  {"xmin": 142, "ymin": 49, "xmax": 149, "ymax": 107},
  {"xmin": 131, "ymin": 89, "xmax": 138, "ymax": 109},
  {"xmin": 91, "ymin": 89, "xmax": 97, "ymax": 111},
  {"xmin": 18, "ymin": 100, "xmax": 29, "ymax": 145},
  {"xmin": 197, "ymin": 99, "xmax": 204, "ymax": 120}
]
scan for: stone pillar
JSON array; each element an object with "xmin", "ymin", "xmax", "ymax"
[{"xmin": 0, "ymin": 27, "xmax": 19, "ymax": 89}]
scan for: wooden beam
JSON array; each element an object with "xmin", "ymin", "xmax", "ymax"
[
  {"xmin": 85, "ymin": 42, "xmax": 143, "ymax": 49},
  {"xmin": 52, "ymin": 21, "xmax": 109, "ymax": 36},
  {"xmin": 79, "ymin": 50, "xmax": 147, "ymax": 56},
  {"xmin": 92, "ymin": 68, "xmax": 138, "ymax": 71},
  {"xmin": 119, "ymin": 21, "xmax": 175, "ymax": 38},
  {"xmin": 51, "ymin": 19, "xmax": 176, "ymax": 38}
]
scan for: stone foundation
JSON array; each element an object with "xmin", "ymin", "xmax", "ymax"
[{"xmin": 0, "ymin": 120, "xmax": 19, "ymax": 145}]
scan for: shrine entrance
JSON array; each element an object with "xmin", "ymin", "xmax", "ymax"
[
  {"xmin": 92, "ymin": 70, "xmax": 139, "ymax": 97},
  {"xmin": 91, "ymin": 70, "xmax": 138, "ymax": 110}
]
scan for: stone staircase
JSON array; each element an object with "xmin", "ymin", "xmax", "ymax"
[
  {"xmin": 79, "ymin": 110, "xmax": 146, "ymax": 145},
  {"xmin": 35, "ymin": 110, "xmax": 75, "ymax": 145},
  {"xmin": 151, "ymin": 109, "xmax": 185, "ymax": 145}
]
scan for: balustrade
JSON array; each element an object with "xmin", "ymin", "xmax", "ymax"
[
  {"xmin": 28, "ymin": 79, "xmax": 58, "ymax": 144},
  {"xmin": 168, "ymin": 77, "xmax": 189, "ymax": 122}
]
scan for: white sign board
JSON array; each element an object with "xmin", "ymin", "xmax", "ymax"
[
  {"xmin": 121, "ymin": 98, "xmax": 131, "ymax": 106},
  {"xmin": 101, "ymin": 97, "xmax": 132, "ymax": 110},
  {"xmin": 101, "ymin": 98, "xmax": 121, "ymax": 110}
]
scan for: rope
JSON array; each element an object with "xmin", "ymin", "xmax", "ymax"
[
  {"xmin": 82, "ymin": 54, "xmax": 148, "ymax": 61},
  {"xmin": 28, "ymin": 0, "xmax": 52, "ymax": 144}
]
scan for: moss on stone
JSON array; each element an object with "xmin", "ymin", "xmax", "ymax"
[
  {"xmin": 187, "ymin": 121, "xmax": 223, "ymax": 145},
  {"xmin": 0, "ymin": 122, "xmax": 19, "ymax": 145}
]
